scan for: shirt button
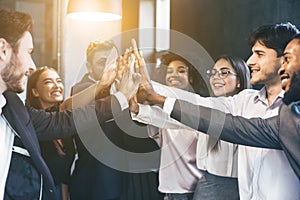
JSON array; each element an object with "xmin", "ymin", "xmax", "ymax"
[{"xmin": 49, "ymin": 189, "xmax": 53, "ymax": 193}]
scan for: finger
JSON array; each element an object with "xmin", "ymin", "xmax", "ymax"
[
  {"xmin": 134, "ymin": 59, "xmax": 139, "ymax": 73},
  {"xmin": 129, "ymin": 54, "xmax": 136, "ymax": 75},
  {"xmin": 131, "ymin": 38, "xmax": 138, "ymax": 52},
  {"xmin": 131, "ymin": 39, "xmax": 144, "ymax": 67}
]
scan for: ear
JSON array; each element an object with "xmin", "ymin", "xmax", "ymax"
[
  {"xmin": 32, "ymin": 88, "xmax": 40, "ymax": 97},
  {"xmin": 236, "ymin": 80, "xmax": 241, "ymax": 88},
  {"xmin": 86, "ymin": 61, "xmax": 93, "ymax": 74},
  {"xmin": 0, "ymin": 38, "xmax": 10, "ymax": 61},
  {"xmin": 189, "ymin": 75, "xmax": 193, "ymax": 84}
]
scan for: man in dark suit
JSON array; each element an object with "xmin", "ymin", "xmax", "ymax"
[
  {"xmin": 132, "ymin": 33, "xmax": 300, "ymax": 180},
  {"xmin": 69, "ymin": 39, "xmax": 127, "ymax": 200},
  {"xmin": 0, "ymin": 8, "xmax": 140, "ymax": 200}
]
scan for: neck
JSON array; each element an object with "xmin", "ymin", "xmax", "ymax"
[
  {"xmin": 0, "ymin": 79, "xmax": 7, "ymax": 95},
  {"xmin": 265, "ymin": 81, "xmax": 283, "ymax": 105},
  {"xmin": 40, "ymin": 102, "xmax": 57, "ymax": 110}
]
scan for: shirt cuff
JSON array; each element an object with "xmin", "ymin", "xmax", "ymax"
[
  {"xmin": 110, "ymin": 82, "xmax": 117, "ymax": 94},
  {"xmin": 113, "ymin": 92, "xmax": 128, "ymax": 111},
  {"xmin": 131, "ymin": 104, "xmax": 152, "ymax": 124},
  {"xmin": 163, "ymin": 97, "xmax": 176, "ymax": 114}
]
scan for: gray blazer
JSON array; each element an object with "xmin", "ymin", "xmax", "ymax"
[{"xmin": 171, "ymin": 99, "xmax": 300, "ymax": 179}]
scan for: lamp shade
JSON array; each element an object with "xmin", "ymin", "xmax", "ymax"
[{"xmin": 67, "ymin": 0, "xmax": 122, "ymax": 21}]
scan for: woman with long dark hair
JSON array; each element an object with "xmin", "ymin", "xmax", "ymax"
[{"xmin": 26, "ymin": 66, "xmax": 75, "ymax": 200}]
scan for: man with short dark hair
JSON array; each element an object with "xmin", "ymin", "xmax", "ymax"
[
  {"xmin": 133, "ymin": 23, "xmax": 300, "ymax": 199},
  {"xmin": 166, "ymin": 33, "xmax": 300, "ymax": 180}
]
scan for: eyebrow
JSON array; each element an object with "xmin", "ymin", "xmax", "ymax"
[
  {"xmin": 42, "ymin": 77, "xmax": 61, "ymax": 82},
  {"xmin": 253, "ymin": 50, "xmax": 265, "ymax": 54},
  {"xmin": 213, "ymin": 67, "xmax": 232, "ymax": 70},
  {"xmin": 168, "ymin": 65, "xmax": 187, "ymax": 69}
]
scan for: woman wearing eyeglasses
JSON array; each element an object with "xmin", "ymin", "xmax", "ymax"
[{"xmin": 193, "ymin": 55, "xmax": 251, "ymax": 200}]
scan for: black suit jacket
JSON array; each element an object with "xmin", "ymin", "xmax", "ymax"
[
  {"xmin": 171, "ymin": 99, "xmax": 300, "ymax": 179},
  {"xmin": 70, "ymin": 74, "xmax": 160, "ymax": 200},
  {"xmin": 3, "ymin": 91, "xmax": 115, "ymax": 199}
]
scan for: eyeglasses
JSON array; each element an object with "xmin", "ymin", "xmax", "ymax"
[{"xmin": 206, "ymin": 69, "xmax": 237, "ymax": 79}]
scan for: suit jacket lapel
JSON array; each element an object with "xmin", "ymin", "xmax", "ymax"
[{"xmin": 2, "ymin": 91, "xmax": 55, "ymax": 190}]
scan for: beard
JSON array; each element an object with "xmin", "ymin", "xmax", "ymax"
[
  {"xmin": 1, "ymin": 52, "xmax": 25, "ymax": 93},
  {"xmin": 283, "ymin": 71, "xmax": 300, "ymax": 105}
]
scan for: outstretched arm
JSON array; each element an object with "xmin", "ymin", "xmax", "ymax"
[{"xmin": 171, "ymin": 99, "xmax": 281, "ymax": 149}]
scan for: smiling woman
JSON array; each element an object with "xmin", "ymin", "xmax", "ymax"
[
  {"xmin": 156, "ymin": 51, "xmax": 210, "ymax": 97},
  {"xmin": 25, "ymin": 66, "xmax": 75, "ymax": 200}
]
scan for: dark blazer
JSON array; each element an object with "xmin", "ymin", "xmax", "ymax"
[
  {"xmin": 70, "ymin": 74, "xmax": 126, "ymax": 200},
  {"xmin": 171, "ymin": 99, "xmax": 300, "ymax": 179},
  {"xmin": 70, "ymin": 74, "xmax": 161, "ymax": 200},
  {"xmin": 3, "ymin": 91, "xmax": 114, "ymax": 200}
]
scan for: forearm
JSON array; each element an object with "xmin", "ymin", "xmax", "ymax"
[
  {"xmin": 29, "ymin": 96, "xmax": 115, "ymax": 140},
  {"xmin": 171, "ymin": 99, "xmax": 281, "ymax": 149},
  {"xmin": 61, "ymin": 82, "xmax": 109, "ymax": 110}
]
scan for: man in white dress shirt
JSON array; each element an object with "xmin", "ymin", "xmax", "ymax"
[{"xmin": 132, "ymin": 23, "xmax": 300, "ymax": 200}]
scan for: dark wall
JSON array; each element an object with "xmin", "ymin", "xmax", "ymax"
[{"xmin": 171, "ymin": 0, "xmax": 300, "ymax": 61}]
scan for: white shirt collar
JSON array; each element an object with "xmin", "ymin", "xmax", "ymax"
[
  {"xmin": 87, "ymin": 75, "xmax": 97, "ymax": 83},
  {"xmin": 0, "ymin": 94, "xmax": 7, "ymax": 114}
]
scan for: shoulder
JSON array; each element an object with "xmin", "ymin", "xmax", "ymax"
[
  {"xmin": 3, "ymin": 91, "xmax": 26, "ymax": 113},
  {"xmin": 291, "ymin": 101, "xmax": 300, "ymax": 116},
  {"xmin": 279, "ymin": 101, "xmax": 300, "ymax": 118},
  {"xmin": 237, "ymin": 88, "xmax": 259, "ymax": 96},
  {"xmin": 71, "ymin": 75, "xmax": 94, "ymax": 95},
  {"xmin": 230, "ymin": 89, "xmax": 259, "ymax": 102}
]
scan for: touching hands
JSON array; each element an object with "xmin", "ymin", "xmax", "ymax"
[{"xmin": 116, "ymin": 52, "xmax": 141, "ymax": 101}]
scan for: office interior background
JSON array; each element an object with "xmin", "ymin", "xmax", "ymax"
[{"xmin": 0, "ymin": 0, "xmax": 299, "ymax": 96}]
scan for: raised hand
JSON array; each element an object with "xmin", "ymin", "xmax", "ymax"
[
  {"xmin": 97, "ymin": 61, "xmax": 117, "ymax": 90},
  {"xmin": 115, "ymin": 48, "xmax": 134, "ymax": 90},
  {"xmin": 117, "ymin": 54, "xmax": 142, "ymax": 100},
  {"xmin": 130, "ymin": 39, "xmax": 160, "ymax": 104},
  {"xmin": 131, "ymin": 39, "xmax": 151, "ymax": 85}
]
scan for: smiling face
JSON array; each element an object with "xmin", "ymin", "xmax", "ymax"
[
  {"xmin": 209, "ymin": 58, "xmax": 239, "ymax": 97},
  {"xmin": 278, "ymin": 38, "xmax": 300, "ymax": 92},
  {"xmin": 0, "ymin": 31, "xmax": 36, "ymax": 93},
  {"xmin": 246, "ymin": 41, "xmax": 282, "ymax": 86},
  {"xmin": 31, "ymin": 69, "xmax": 64, "ymax": 109},
  {"xmin": 165, "ymin": 60, "xmax": 189, "ymax": 90}
]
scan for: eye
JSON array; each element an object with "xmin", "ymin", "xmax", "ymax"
[
  {"xmin": 166, "ymin": 69, "xmax": 173, "ymax": 74},
  {"xmin": 220, "ymin": 70, "xmax": 230, "ymax": 75},
  {"xmin": 96, "ymin": 58, "xmax": 107, "ymax": 66},
  {"xmin": 256, "ymin": 51, "xmax": 264, "ymax": 57},
  {"xmin": 178, "ymin": 69, "xmax": 188, "ymax": 73},
  {"xmin": 283, "ymin": 56, "xmax": 291, "ymax": 63},
  {"xmin": 44, "ymin": 80, "xmax": 52, "ymax": 84}
]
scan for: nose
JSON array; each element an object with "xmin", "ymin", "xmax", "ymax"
[
  {"xmin": 278, "ymin": 64, "xmax": 286, "ymax": 76},
  {"xmin": 25, "ymin": 65, "xmax": 36, "ymax": 76},
  {"xmin": 53, "ymin": 81, "xmax": 63, "ymax": 89},
  {"xmin": 168, "ymin": 70, "xmax": 179, "ymax": 78},
  {"xmin": 278, "ymin": 57, "xmax": 286, "ymax": 75},
  {"xmin": 246, "ymin": 55, "xmax": 254, "ymax": 67},
  {"xmin": 27, "ymin": 59, "xmax": 36, "ymax": 75}
]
